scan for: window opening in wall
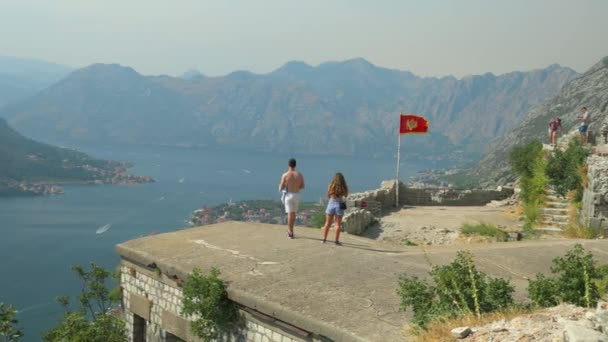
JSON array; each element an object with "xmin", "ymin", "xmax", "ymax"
[
  {"xmin": 133, "ymin": 314, "xmax": 147, "ymax": 342},
  {"xmin": 165, "ymin": 332, "xmax": 186, "ymax": 342}
]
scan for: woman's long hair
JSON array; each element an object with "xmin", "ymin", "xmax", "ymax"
[{"xmin": 327, "ymin": 173, "xmax": 348, "ymax": 198}]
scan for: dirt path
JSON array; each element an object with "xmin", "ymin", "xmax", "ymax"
[{"xmin": 363, "ymin": 205, "xmax": 520, "ymax": 245}]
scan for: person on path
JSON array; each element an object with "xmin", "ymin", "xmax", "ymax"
[
  {"xmin": 578, "ymin": 107, "xmax": 591, "ymax": 144},
  {"xmin": 279, "ymin": 158, "xmax": 305, "ymax": 239},
  {"xmin": 321, "ymin": 173, "xmax": 349, "ymax": 245},
  {"xmin": 548, "ymin": 118, "xmax": 562, "ymax": 146}
]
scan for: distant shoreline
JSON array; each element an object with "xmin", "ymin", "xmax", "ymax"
[{"xmin": 0, "ymin": 161, "xmax": 154, "ymax": 197}]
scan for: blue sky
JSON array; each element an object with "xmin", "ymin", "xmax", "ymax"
[{"xmin": 2, "ymin": 0, "xmax": 607, "ymax": 77}]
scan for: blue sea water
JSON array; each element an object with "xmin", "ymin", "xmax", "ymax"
[{"xmin": 0, "ymin": 143, "xmax": 440, "ymax": 340}]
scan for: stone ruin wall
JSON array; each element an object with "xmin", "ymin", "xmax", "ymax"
[
  {"xmin": 580, "ymin": 154, "xmax": 608, "ymax": 235},
  {"xmin": 120, "ymin": 259, "xmax": 315, "ymax": 342},
  {"xmin": 341, "ymin": 180, "xmax": 514, "ymax": 236}
]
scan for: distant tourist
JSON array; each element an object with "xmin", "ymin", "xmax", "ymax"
[
  {"xmin": 279, "ymin": 158, "xmax": 305, "ymax": 239},
  {"xmin": 548, "ymin": 118, "xmax": 562, "ymax": 146},
  {"xmin": 578, "ymin": 107, "xmax": 591, "ymax": 144},
  {"xmin": 321, "ymin": 173, "xmax": 349, "ymax": 245}
]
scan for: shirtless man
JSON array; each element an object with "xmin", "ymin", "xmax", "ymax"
[{"xmin": 279, "ymin": 158, "xmax": 305, "ymax": 239}]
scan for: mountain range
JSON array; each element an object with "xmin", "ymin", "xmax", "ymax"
[
  {"xmin": 0, "ymin": 56, "xmax": 72, "ymax": 107},
  {"xmin": 0, "ymin": 58, "xmax": 578, "ymax": 160},
  {"xmin": 475, "ymin": 56, "xmax": 608, "ymax": 186}
]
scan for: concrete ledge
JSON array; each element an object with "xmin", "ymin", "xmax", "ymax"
[{"xmin": 116, "ymin": 222, "xmax": 608, "ymax": 342}]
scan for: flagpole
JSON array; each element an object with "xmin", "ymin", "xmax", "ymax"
[{"xmin": 396, "ymin": 126, "xmax": 401, "ymax": 208}]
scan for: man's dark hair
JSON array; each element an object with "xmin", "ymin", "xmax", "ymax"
[
  {"xmin": 582, "ymin": 106, "xmax": 588, "ymax": 111},
  {"xmin": 288, "ymin": 158, "xmax": 296, "ymax": 168}
]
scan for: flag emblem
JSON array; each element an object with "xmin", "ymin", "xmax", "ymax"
[{"xmin": 399, "ymin": 114, "xmax": 429, "ymax": 134}]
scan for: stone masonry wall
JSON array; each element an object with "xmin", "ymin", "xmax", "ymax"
[
  {"xmin": 342, "ymin": 180, "xmax": 514, "ymax": 236},
  {"xmin": 580, "ymin": 154, "xmax": 608, "ymax": 234},
  {"xmin": 347, "ymin": 179, "xmax": 513, "ymax": 209},
  {"xmin": 120, "ymin": 259, "xmax": 312, "ymax": 342}
]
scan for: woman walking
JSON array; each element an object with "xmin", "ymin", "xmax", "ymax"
[{"xmin": 321, "ymin": 173, "xmax": 349, "ymax": 245}]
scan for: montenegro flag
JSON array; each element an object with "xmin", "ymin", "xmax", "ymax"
[{"xmin": 399, "ymin": 114, "xmax": 429, "ymax": 134}]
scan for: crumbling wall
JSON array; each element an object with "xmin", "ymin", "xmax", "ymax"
[
  {"xmin": 580, "ymin": 154, "xmax": 608, "ymax": 234},
  {"xmin": 341, "ymin": 180, "xmax": 514, "ymax": 236}
]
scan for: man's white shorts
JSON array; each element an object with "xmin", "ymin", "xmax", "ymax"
[{"xmin": 284, "ymin": 192, "xmax": 300, "ymax": 213}]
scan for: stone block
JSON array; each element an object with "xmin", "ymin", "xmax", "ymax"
[
  {"xmin": 161, "ymin": 309, "xmax": 192, "ymax": 342},
  {"xmin": 597, "ymin": 300, "xmax": 608, "ymax": 333},
  {"xmin": 129, "ymin": 292, "xmax": 152, "ymax": 321},
  {"xmin": 451, "ymin": 326, "xmax": 471, "ymax": 339},
  {"xmin": 563, "ymin": 322, "xmax": 606, "ymax": 341}
]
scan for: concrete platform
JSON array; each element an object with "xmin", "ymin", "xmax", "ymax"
[{"xmin": 116, "ymin": 222, "xmax": 608, "ymax": 342}]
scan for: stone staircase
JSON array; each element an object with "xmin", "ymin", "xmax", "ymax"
[{"xmin": 536, "ymin": 188, "xmax": 570, "ymax": 235}]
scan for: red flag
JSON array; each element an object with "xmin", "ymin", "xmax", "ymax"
[{"xmin": 399, "ymin": 114, "xmax": 429, "ymax": 134}]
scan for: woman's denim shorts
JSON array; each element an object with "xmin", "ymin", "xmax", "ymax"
[{"xmin": 325, "ymin": 199, "xmax": 345, "ymax": 216}]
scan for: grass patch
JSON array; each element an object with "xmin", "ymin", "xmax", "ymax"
[
  {"xmin": 406, "ymin": 307, "xmax": 532, "ymax": 342},
  {"xmin": 563, "ymin": 225, "xmax": 597, "ymax": 239},
  {"xmin": 460, "ymin": 223, "xmax": 508, "ymax": 242},
  {"xmin": 403, "ymin": 240, "xmax": 418, "ymax": 246}
]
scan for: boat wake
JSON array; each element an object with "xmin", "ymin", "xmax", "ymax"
[{"xmin": 96, "ymin": 223, "xmax": 112, "ymax": 234}]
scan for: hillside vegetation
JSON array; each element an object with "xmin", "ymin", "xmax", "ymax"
[
  {"xmin": 0, "ymin": 118, "xmax": 151, "ymax": 195},
  {"xmin": 475, "ymin": 56, "xmax": 608, "ymax": 186}
]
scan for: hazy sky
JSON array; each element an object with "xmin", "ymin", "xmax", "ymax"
[{"xmin": 2, "ymin": 0, "xmax": 607, "ymax": 77}]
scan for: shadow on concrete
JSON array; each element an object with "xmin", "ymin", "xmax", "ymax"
[{"xmin": 295, "ymin": 236, "xmax": 403, "ymax": 254}]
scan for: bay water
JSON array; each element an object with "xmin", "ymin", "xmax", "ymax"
[{"xmin": 0, "ymin": 143, "xmax": 440, "ymax": 340}]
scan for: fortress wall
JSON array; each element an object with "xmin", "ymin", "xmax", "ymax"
[
  {"xmin": 120, "ymin": 259, "xmax": 317, "ymax": 342},
  {"xmin": 400, "ymin": 187, "xmax": 514, "ymax": 206},
  {"xmin": 347, "ymin": 179, "xmax": 513, "ymax": 209},
  {"xmin": 342, "ymin": 180, "xmax": 513, "ymax": 235},
  {"xmin": 580, "ymin": 154, "xmax": 608, "ymax": 234}
]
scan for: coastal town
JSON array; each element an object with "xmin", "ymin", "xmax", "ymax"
[
  {"xmin": 0, "ymin": 158, "xmax": 154, "ymax": 196},
  {"xmin": 190, "ymin": 199, "xmax": 324, "ymax": 227}
]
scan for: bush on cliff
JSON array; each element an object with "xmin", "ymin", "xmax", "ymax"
[
  {"xmin": 528, "ymin": 244, "xmax": 605, "ymax": 308},
  {"xmin": 182, "ymin": 267, "xmax": 238, "ymax": 341},
  {"xmin": 0, "ymin": 303, "xmax": 23, "ymax": 342},
  {"xmin": 43, "ymin": 263, "xmax": 125, "ymax": 342},
  {"xmin": 397, "ymin": 251, "xmax": 514, "ymax": 329}
]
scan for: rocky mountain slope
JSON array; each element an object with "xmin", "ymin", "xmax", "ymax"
[
  {"xmin": 0, "ymin": 118, "xmax": 152, "ymax": 196},
  {"xmin": 475, "ymin": 56, "xmax": 608, "ymax": 186},
  {"xmin": 1, "ymin": 59, "xmax": 577, "ymax": 159},
  {"xmin": 0, "ymin": 56, "xmax": 72, "ymax": 107}
]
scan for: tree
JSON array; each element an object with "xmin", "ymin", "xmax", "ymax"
[
  {"xmin": 0, "ymin": 303, "xmax": 23, "ymax": 342},
  {"xmin": 43, "ymin": 263, "xmax": 125, "ymax": 342}
]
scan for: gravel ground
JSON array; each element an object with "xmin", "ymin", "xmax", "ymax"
[{"xmin": 363, "ymin": 205, "xmax": 520, "ymax": 245}]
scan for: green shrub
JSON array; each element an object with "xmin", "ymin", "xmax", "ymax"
[
  {"xmin": 182, "ymin": 268, "xmax": 238, "ymax": 341},
  {"xmin": 510, "ymin": 141, "xmax": 548, "ymax": 231},
  {"xmin": 1, "ymin": 303, "xmax": 23, "ymax": 342},
  {"xmin": 528, "ymin": 244, "xmax": 601, "ymax": 308},
  {"xmin": 308, "ymin": 210, "xmax": 326, "ymax": 228},
  {"xmin": 398, "ymin": 251, "xmax": 514, "ymax": 328},
  {"xmin": 460, "ymin": 223, "xmax": 508, "ymax": 241},
  {"xmin": 44, "ymin": 263, "xmax": 125, "ymax": 342},
  {"xmin": 546, "ymin": 140, "xmax": 589, "ymax": 197},
  {"xmin": 510, "ymin": 141, "xmax": 543, "ymax": 179}
]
